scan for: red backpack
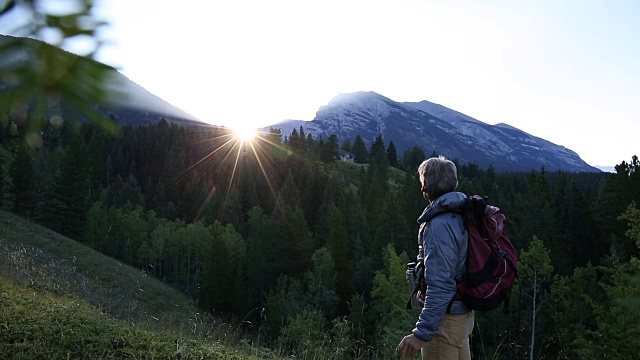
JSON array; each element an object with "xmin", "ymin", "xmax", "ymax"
[
  {"xmin": 454, "ymin": 195, "xmax": 518, "ymax": 312},
  {"xmin": 406, "ymin": 195, "xmax": 518, "ymax": 312}
]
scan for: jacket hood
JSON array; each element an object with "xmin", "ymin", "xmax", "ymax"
[{"xmin": 417, "ymin": 191, "xmax": 467, "ymax": 224}]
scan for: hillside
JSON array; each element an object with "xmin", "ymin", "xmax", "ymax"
[
  {"xmin": 0, "ymin": 34, "xmax": 206, "ymax": 129},
  {"xmin": 0, "ymin": 210, "xmax": 275, "ymax": 359}
]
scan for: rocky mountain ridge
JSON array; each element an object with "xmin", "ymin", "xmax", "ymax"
[{"xmin": 267, "ymin": 92, "xmax": 599, "ymax": 172}]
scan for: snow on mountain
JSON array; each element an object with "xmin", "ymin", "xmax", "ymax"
[
  {"xmin": 264, "ymin": 91, "xmax": 600, "ymax": 172},
  {"xmin": 403, "ymin": 100, "xmax": 484, "ymax": 126}
]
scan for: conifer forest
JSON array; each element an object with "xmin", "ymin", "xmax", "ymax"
[{"xmin": 1, "ymin": 118, "xmax": 640, "ymax": 359}]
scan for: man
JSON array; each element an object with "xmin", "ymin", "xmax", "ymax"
[{"xmin": 397, "ymin": 156, "xmax": 475, "ymax": 359}]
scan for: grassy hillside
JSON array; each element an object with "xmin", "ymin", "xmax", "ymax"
[{"xmin": 0, "ymin": 209, "xmax": 278, "ymax": 359}]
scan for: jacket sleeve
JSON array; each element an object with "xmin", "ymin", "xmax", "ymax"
[{"xmin": 412, "ymin": 216, "xmax": 461, "ymax": 342}]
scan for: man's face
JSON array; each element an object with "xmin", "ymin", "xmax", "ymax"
[{"xmin": 420, "ymin": 181, "xmax": 430, "ymax": 202}]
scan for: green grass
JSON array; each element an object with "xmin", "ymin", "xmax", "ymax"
[
  {"xmin": 0, "ymin": 209, "xmax": 279, "ymax": 359},
  {"xmin": 0, "ymin": 276, "xmax": 250, "ymax": 359}
]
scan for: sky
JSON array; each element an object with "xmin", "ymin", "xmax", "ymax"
[{"xmin": 4, "ymin": 0, "xmax": 640, "ymax": 169}]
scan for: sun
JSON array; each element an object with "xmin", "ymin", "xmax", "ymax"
[{"xmin": 232, "ymin": 125, "xmax": 257, "ymax": 143}]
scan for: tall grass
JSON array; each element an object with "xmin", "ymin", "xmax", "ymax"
[{"xmin": 0, "ymin": 210, "xmax": 279, "ymax": 359}]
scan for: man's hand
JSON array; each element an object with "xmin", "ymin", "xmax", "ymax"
[{"xmin": 397, "ymin": 334, "xmax": 425, "ymax": 359}]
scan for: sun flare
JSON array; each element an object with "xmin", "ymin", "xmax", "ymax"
[{"xmin": 232, "ymin": 125, "xmax": 257, "ymax": 143}]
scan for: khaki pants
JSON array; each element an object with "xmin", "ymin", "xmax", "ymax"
[{"xmin": 422, "ymin": 311, "xmax": 474, "ymax": 360}]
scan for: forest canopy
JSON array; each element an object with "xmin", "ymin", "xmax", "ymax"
[{"xmin": 1, "ymin": 115, "xmax": 639, "ymax": 358}]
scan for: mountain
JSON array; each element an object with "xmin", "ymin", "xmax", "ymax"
[
  {"xmin": 0, "ymin": 34, "xmax": 205, "ymax": 128},
  {"xmin": 0, "ymin": 35, "xmax": 601, "ymax": 173},
  {"xmin": 95, "ymin": 69, "xmax": 204, "ymax": 127},
  {"xmin": 266, "ymin": 92, "xmax": 600, "ymax": 172}
]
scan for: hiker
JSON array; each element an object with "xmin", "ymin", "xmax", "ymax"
[{"xmin": 397, "ymin": 156, "xmax": 474, "ymax": 360}]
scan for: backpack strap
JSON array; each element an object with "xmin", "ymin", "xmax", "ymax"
[
  {"xmin": 498, "ymin": 247, "xmax": 519, "ymax": 313},
  {"xmin": 406, "ymin": 285, "xmax": 420, "ymax": 310},
  {"xmin": 505, "ymin": 255, "xmax": 518, "ymax": 277},
  {"xmin": 406, "ymin": 262, "xmax": 426, "ymax": 310},
  {"xmin": 498, "ymin": 246, "xmax": 519, "ymax": 278}
]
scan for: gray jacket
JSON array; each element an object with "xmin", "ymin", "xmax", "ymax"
[{"xmin": 412, "ymin": 191, "xmax": 470, "ymax": 342}]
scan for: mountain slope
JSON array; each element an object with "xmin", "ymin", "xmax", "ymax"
[
  {"xmin": 267, "ymin": 92, "xmax": 599, "ymax": 172},
  {"xmin": 0, "ymin": 34, "xmax": 205, "ymax": 128},
  {"xmin": 0, "ymin": 209, "xmax": 273, "ymax": 359}
]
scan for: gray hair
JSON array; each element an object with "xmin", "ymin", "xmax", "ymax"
[{"xmin": 417, "ymin": 156, "xmax": 458, "ymax": 201}]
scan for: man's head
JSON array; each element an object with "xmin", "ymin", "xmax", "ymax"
[{"xmin": 417, "ymin": 156, "xmax": 458, "ymax": 202}]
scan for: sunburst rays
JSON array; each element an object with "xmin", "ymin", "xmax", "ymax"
[{"xmin": 179, "ymin": 125, "xmax": 292, "ymax": 223}]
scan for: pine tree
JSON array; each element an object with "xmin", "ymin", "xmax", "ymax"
[
  {"xmin": 565, "ymin": 180, "xmax": 601, "ymax": 268},
  {"xmin": 300, "ymin": 161, "xmax": 326, "ymax": 234},
  {"xmin": 386, "ymin": 141, "xmax": 398, "ymax": 167},
  {"xmin": 288, "ymin": 128, "xmax": 303, "ymax": 152},
  {"xmin": 30, "ymin": 146, "xmax": 64, "ymax": 221},
  {"xmin": 341, "ymin": 138, "xmax": 352, "ymax": 152},
  {"xmin": 327, "ymin": 207, "xmax": 354, "ymax": 314},
  {"xmin": 298, "ymin": 126, "xmax": 306, "ymax": 140},
  {"xmin": 547, "ymin": 264, "xmax": 598, "ymax": 358},
  {"xmin": 351, "ymin": 135, "xmax": 368, "ymax": 163},
  {"xmin": 272, "ymin": 172, "xmax": 313, "ymax": 278},
  {"xmin": 313, "ymin": 191, "xmax": 337, "ymax": 250},
  {"xmin": 401, "ymin": 146, "xmax": 426, "ymax": 172},
  {"xmin": 598, "ymin": 155, "xmax": 640, "ymax": 256},
  {"xmin": 304, "ymin": 247, "xmax": 339, "ymax": 317},
  {"xmin": 220, "ymin": 186, "xmax": 244, "ymax": 232},
  {"xmin": 620, "ymin": 202, "xmax": 640, "ymax": 248},
  {"xmin": 219, "ymin": 222, "xmax": 248, "ymax": 314},
  {"xmin": 267, "ymin": 127, "xmax": 283, "ymax": 145},
  {"xmin": 513, "ymin": 169, "xmax": 555, "ymax": 252},
  {"xmin": 370, "ymin": 244, "xmax": 414, "ymax": 358},
  {"xmin": 199, "ymin": 221, "xmax": 234, "ymax": 314},
  {"xmin": 43, "ymin": 134, "xmax": 91, "ymax": 239},
  {"xmin": 9, "ymin": 143, "xmax": 36, "ymax": 217},
  {"xmin": 275, "ymin": 171, "xmax": 302, "ymax": 212},
  {"xmin": 246, "ymin": 206, "xmax": 275, "ymax": 309},
  {"xmin": 373, "ymin": 192, "xmax": 412, "ymax": 258},
  {"xmin": 369, "ymin": 134, "xmax": 386, "ymax": 160},
  {"xmin": 363, "ymin": 151, "xmax": 389, "ymax": 232},
  {"xmin": 0, "ymin": 156, "xmax": 5, "ymax": 205},
  {"xmin": 105, "ymin": 174, "xmax": 145, "ymax": 208},
  {"xmin": 0, "ymin": 112, "xmax": 8, "ymax": 145},
  {"xmin": 320, "ymin": 134, "xmax": 339, "ymax": 163},
  {"xmin": 568, "ymin": 207, "xmax": 640, "ymax": 359},
  {"xmin": 272, "ymin": 207, "xmax": 313, "ymax": 278},
  {"xmin": 305, "ymin": 133, "xmax": 315, "ymax": 154}
]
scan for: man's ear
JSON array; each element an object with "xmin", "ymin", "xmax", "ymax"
[{"xmin": 421, "ymin": 185, "xmax": 431, "ymax": 201}]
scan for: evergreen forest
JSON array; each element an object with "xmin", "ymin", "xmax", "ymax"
[{"xmin": 1, "ymin": 115, "xmax": 640, "ymax": 359}]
